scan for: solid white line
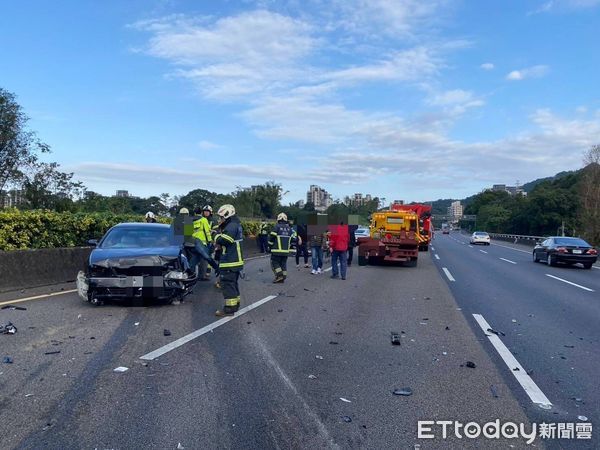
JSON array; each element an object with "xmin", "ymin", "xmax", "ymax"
[
  {"xmin": 545, "ymin": 274, "xmax": 594, "ymax": 292},
  {"xmin": 479, "ymin": 250, "xmax": 488, "ymax": 254},
  {"xmin": 140, "ymin": 295, "xmax": 279, "ymax": 360},
  {"xmin": 442, "ymin": 267, "xmax": 455, "ymax": 282},
  {"xmin": 499, "ymin": 257, "xmax": 517, "ymax": 265},
  {"xmin": 490, "ymin": 242, "xmax": 530, "ymax": 254},
  {"xmin": 0, "ymin": 289, "xmax": 78, "ymax": 307},
  {"xmin": 434, "ymin": 254, "xmax": 440, "ymax": 260},
  {"xmin": 593, "ymin": 266, "xmax": 600, "ymax": 270},
  {"xmin": 472, "ymin": 314, "xmax": 552, "ymax": 407}
]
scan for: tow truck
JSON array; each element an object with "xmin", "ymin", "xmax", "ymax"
[
  {"xmin": 357, "ymin": 209, "xmax": 420, "ymax": 267},
  {"xmin": 390, "ymin": 203, "xmax": 433, "ymax": 251}
]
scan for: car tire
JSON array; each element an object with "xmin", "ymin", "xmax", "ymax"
[
  {"xmin": 533, "ymin": 251, "xmax": 539, "ymax": 263},
  {"xmin": 583, "ymin": 262, "xmax": 593, "ymax": 270},
  {"xmin": 358, "ymin": 255, "xmax": 367, "ymax": 266},
  {"xmin": 547, "ymin": 254, "xmax": 555, "ymax": 267}
]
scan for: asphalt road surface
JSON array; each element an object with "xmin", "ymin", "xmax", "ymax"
[
  {"xmin": 0, "ymin": 243, "xmax": 593, "ymax": 449},
  {"xmin": 431, "ymin": 232, "xmax": 599, "ymax": 449}
]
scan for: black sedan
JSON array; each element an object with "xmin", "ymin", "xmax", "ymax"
[
  {"xmin": 77, "ymin": 223, "xmax": 196, "ymax": 305},
  {"xmin": 533, "ymin": 236, "xmax": 598, "ymax": 269}
]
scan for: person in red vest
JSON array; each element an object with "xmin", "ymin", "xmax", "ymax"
[{"xmin": 329, "ymin": 222, "xmax": 349, "ymax": 280}]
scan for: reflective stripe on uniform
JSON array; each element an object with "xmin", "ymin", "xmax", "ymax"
[{"xmin": 225, "ymin": 296, "xmax": 240, "ymax": 306}]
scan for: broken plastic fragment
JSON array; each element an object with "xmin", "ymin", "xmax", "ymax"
[
  {"xmin": 490, "ymin": 385, "xmax": 499, "ymax": 398},
  {"xmin": 578, "ymin": 415, "xmax": 588, "ymax": 421},
  {"xmin": 486, "ymin": 328, "xmax": 505, "ymax": 337},
  {"xmin": 177, "ymin": 443, "xmax": 185, "ymax": 449},
  {"xmin": 3, "ymin": 356, "xmax": 13, "ymax": 364},
  {"xmin": 393, "ymin": 388, "xmax": 413, "ymax": 396},
  {"xmin": 164, "ymin": 329, "xmax": 171, "ymax": 336},
  {"xmin": 113, "ymin": 366, "xmax": 129, "ymax": 373},
  {"xmin": 315, "ymin": 355, "xmax": 324, "ymax": 360},
  {"xmin": 0, "ymin": 322, "xmax": 17, "ymax": 335},
  {"xmin": 465, "ymin": 361, "xmax": 476, "ymax": 368},
  {"xmin": 391, "ymin": 332, "xmax": 401, "ymax": 346},
  {"xmin": 308, "ymin": 374, "xmax": 317, "ymax": 379},
  {"xmin": 329, "ymin": 341, "xmax": 339, "ymax": 345},
  {"xmin": 1, "ymin": 305, "xmax": 27, "ymax": 310},
  {"xmin": 339, "ymin": 397, "xmax": 352, "ymax": 403},
  {"xmin": 341, "ymin": 416, "xmax": 352, "ymax": 423},
  {"xmin": 44, "ymin": 351, "xmax": 61, "ymax": 355}
]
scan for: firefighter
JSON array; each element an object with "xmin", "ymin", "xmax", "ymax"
[
  {"xmin": 191, "ymin": 207, "xmax": 219, "ymax": 279},
  {"xmin": 145, "ymin": 211, "xmax": 157, "ymax": 223},
  {"xmin": 214, "ymin": 204, "xmax": 244, "ymax": 317},
  {"xmin": 258, "ymin": 221, "xmax": 270, "ymax": 253},
  {"xmin": 268, "ymin": 212, "xmax": 296, "ymax": 283}
]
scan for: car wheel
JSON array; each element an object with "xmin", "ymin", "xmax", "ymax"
[
  {"xmin": 583, "ymin": 262, "xmax": 593, "ymax": 270},
  {"xmin": 547, "ymin": 254, "xmax": 555, "ymax": 266},
  {"xmin": 358, "ymin": 255, "xmax": 367, "ymax": 266},
  {"xmin": 533, "ymin": 251, "xmax": 539, "ymax": 263}
]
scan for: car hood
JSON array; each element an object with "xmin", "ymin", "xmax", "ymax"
[{"xmin": 90, "ymin": 246, "xmax": 181, "ymax": 268}]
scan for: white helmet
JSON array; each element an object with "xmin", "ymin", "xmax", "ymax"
[
  {"xmin": 145, "ymin": 211, "xmax": 155, "ymax": 219},
  {"xmin": 179, "ymin": 207, "xmax": 190, "ymax": 214},
  {"xmin": 277, "ymin": 212, "xmax": 288, "ymax": 222},
  {"xmin": 217, "ymin": 204, "xmax": 236, "ymax": 219},
  {"xmin": 202, "ymin": 205, "xmax": 213, "ymax": 213}
]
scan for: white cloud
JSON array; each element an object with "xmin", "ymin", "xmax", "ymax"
[
  {"xmin": 198, "ymin": 140, "xmax": 222, "ymax": 150},
  {"xmin": 506, "ymin": 65, "xmax": 549, "ymax": 81},
  {"xmin": 480, "ymin": 62, "xmax": 494, "ymax": 70},
  {"xmin": 529, "ymin": 0, "xmax": 600, "ymax": 14}
]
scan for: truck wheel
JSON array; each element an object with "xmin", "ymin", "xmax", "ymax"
[
  {"xmin": 423, "ymin": 245, "xmax": 429, "ymax": 252},
  {"xmin": 406, "ymin": 258, "xmax": 418, "ymax": 267},
  {"xmin": 358, "ymin": 255, "xmax": 367, "ymax": 266}
]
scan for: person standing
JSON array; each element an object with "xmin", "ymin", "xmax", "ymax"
[
  {"xmin": 145, "ymin": 211, "xmax": 157, "ymax": 223},
  {"xmin": 295, "ymin": 222, "xmax": 309, "ymax": 268},
  {"xmin": 268, "ymin": 213, "xmax": 296, "ymax": 283},
  {"xmin": 329, "ymin": 222, "xmax": 349, "ymax": 280},
  {"xmin": 214, "ymin": 204, "xmax": 244, "ymax": 317},
  {"xmin": 347, "ymin": 224, "xmax": 358, "ymax": 266},
  {"xmin": 310, "ymin": 229, "xmax": 326, "ymax": 274},
  {"xmin": 258, "ymin": 221, "xmax": 269, "ymax": 253},
  {"xmin": 194, "ymin": 206, "xmax": 217, "ymax": 281}
]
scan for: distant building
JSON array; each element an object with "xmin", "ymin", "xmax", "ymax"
[
  {"xmin": 490, "ymin": 184, "xmax": 526, "ymax": 196},
  {"xmin": 447, "ymin": 201, "xmax": 463, "ymax": 221},
  {"xmin": 306, "ymin": 185, "xmax": 332, "ymax": 212},
  {"xmin": 392, "ymin": 200, "xmax": 404, "ymax": 206},
  {"xmin": 115, "ymin": 190, "xmax": 130, "ymax": 198},
  {"xmin": 0, "ymin": 189, "xmax": 26, "ymax": 208}
]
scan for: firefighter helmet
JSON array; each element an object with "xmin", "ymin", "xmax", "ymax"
[
  {"xmin": 179, "ymin": 207, "xmax": 190, "ymax": 214},
  {"xmin": 277, "ymin": 212, "xmax": 288, "ymax": 222},
  {"xmin": 202, "ymin": 205, "xmax": 213, "ymax": 213},
  {"xmin": 217, "ymin": 204, "xmax": 236, "ymax": 219}
]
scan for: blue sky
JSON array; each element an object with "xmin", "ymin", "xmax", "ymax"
[{"xmin": 2, "ymin": 0, "xmax": 600, "ymax": 205}]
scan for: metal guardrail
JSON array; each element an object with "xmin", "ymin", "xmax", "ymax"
[{"xmin": 488, "ymin": 233, "xmax": 545, "ymax": 242}]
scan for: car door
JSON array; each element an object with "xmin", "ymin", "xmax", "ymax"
[{"xmin": 542, "ymin": 239, "xmax": 553, "ymax": 261}]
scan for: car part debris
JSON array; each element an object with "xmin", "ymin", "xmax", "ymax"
[
  {"xmin": 177, "ymin": 443, "xmax": 185, "ymax": 450},
  {"xmin": 246, "ymin": 321, "xmax": 252, "ymax": 324},
  {"xmin": 3, "ymin": 356, "xmax": 13, "ymax": 364},
  {"xmin": 465, "ymin": 361, "xmax": 476, "ymax": 368},
  {"xmin": 572, "ymin": 397, "xmax": 582, "ymax": 402},
  {"xmin": 113, "ymin": 366, "xmax": 129, "ymax": 373},
  {"xmin": 391, "ymin": 332, "xmax": 401, "ymax": 346},
  {"xmin": 340, "ymin": 397, "xmax": 352, "ymax": 403},
  {"xmin": 513, "ymin": 367, "xmax": 520, "ymax": 371},
  {"xmin": 445, "ymin": 326, "xmax": 450, "ymax": 330},
  {"xmin": 134, "ymin": 322, "xmax": 140, "ymax": 326},
  {"xmin": 303, "ymin": 288, "xmax": 314, "ymax": 292},
  {"xmin": 490, "ymin": 385, "xmax": 499, "ymax": 398},
  {"xmin": 308, "ymin": 374, "xmax": 317, "ymax": 379},
  {"xmin": 1, "ymin": 305, "xmax": 26, "ymax": 310},
  {"xmin": 0, "ymin": 322, "xmax": 17, "ymax": 335},
  {"xmin": 44, "ymin": 351, "xmax": 61, "ymax": 355},
  {"xmin": 486, "ymin": 327, "xmax": 505, "ymax": 337},
  {"xmin": 341, "ymin": 416, "xmax": 352, "ymax": 423},
  {"xmin": 163, "ymin": 329, "xmax": 171, "ymax": 336},
  {"xmin": 511, "ymin": 319, "xmax": 517, "ymax": 323},
  {"xmin": 335, "ymin": 331, "xmax": 343, "ymax": 335},
  {"xmin": 577, "ymin": 415, "xmax": 588, "ymax": 421},
  {"xmin": 277, "ymin": 309, "xmax": 283, "ymax": 313},
  {"xmin": 315, "ymin": 355, "xmax": 324, "ymax": 360},
  {"xmin": 25, "ymin": 393, "xmax": 34, "ymax": 398},
  {"xmin": 393, "ymin": 388, "xmax": 413, "ymax": 396},
  {"xmin": 329, "ymin": 341, "xmax": 339, "ymax": 345},
  {"xmin": 564, "ymin": 345, "xmax": 574, "ymax": 348}
]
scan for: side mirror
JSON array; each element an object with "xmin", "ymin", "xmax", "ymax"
[{"xmin": 87, "ymin": 239, "xmax": 98, "ymax": 247}]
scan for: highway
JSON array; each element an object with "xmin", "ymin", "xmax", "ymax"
[
  {"xmin": 0, "ymin": 241, "xmax": 596, "ymax": 448},
  {"xmin": 431, "ymin": 232, "xmax": 599, "ymax": 449}
]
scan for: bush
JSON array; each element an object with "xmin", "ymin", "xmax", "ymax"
[{"xmin": 0, "ymin": 210, "xmax": 256, "ymax": 250}]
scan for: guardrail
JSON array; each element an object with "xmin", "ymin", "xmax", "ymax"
[{"xmin": 487, "ymin": 233, "xmax": 544, "ymax": 247}]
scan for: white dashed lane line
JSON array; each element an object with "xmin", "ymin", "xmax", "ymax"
[
  {"xmin": 473, "ymin": 314, "xmax": 552, "ymax": 408},
  {"xmin": 442, "ymin": 267, "xmax": 455, "ymax": 282},
  {"xmin": 434, "ymin": 254, "xmax": 440, "ymax": 260},
  {"xmin": 479, "ymin": 250, "xmax": 488, "ymax": 254},
  {"xmin": 545, "ymin": 274, "xmax": 594, "ymax": 292},
  {"xmin": 499, "ymin": 257, "xmax": 517, "ymax": 265}
]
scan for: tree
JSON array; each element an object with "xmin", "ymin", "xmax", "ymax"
[
  {"xmin": 580, "ymin": 145, "xmax": 600, "ymax": 244},
  {"xmin": 0, "ymin": 88, "xmax": 50, "ymax": 192},
  {"xmin": 23, "ymin": 162, "xmax": 84, "ymax": 211}
]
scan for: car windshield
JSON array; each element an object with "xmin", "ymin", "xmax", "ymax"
[
  {"xmin": 100, "ymin": 227, "xmax": 174, "ymax": 248},
  {"xmin": 554, "ymin": 237, "xmax": 589, "ymax": 247},
  {"xmin": 474, "ymin": 232, "xmax": 489, "ymax": 236}
]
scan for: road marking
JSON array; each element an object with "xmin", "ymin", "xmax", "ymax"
[
  {"xmin": 472, "ymin": 314, "xmax": 552, "ymax": 407},
  {"xmin": 468, "ymin": 245, "xmax": 473, "ymax": 248},
  {"xmin": 593, "ymin": 266, "xmax": 600, "ymax": 270},
  {"xmin": 324, "ymin": 267, "xmax": 332, "ymax": 272},
  {"xmin": 490, "ymin": 242, "xmax": 530, "ymax": 254},
  {"xmin": 479, "ymin": 250, "xmax": 488, "ymax": 254},
  {"xmin": 430, "ymin": 246, "xmax": 435, "ymax": 251},
  {"xmin": 140, "ymin": 295, "xmax": 279, "ymax": 360},
  {"xmin": 442, "ymin": 267, "xmax": 455, "ymax": 281},
  {"xmin": 434, "ymin": 254, "xmax": 440, "ymax": 260},
  {"xmin": 545, "ymin": 274, "xmax": 594, "ymax": 292},
  {"xmin": 0, "ymin": 289, "xmax": 77, "ymax": 307},
  {"xmin": 499, "ymin": 257, "xmax": 517, "ymax": 265}
]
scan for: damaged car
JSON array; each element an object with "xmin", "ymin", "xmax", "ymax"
[{"xmin": 77, "ymin": 223, "xmax": 196, "ymax": 305}]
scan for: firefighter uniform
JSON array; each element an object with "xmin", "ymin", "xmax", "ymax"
[
  {"xmin": 268, "ymin": 214, "xmax": 296, "ymax": 283},
  {"xmin": 214, "ymin": 206, "xmax": 244, "ymax": 316}
]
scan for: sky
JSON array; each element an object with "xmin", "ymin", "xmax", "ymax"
[{"xmin": 1, "ymin": 0, "xmax": 600, "ymax": 205}]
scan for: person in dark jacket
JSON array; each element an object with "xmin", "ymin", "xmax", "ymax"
[
  {"xmin": 268, "ymin": 212, "xmax": 296, "ymax": 283},
  {"xmin": 295, "ymin": 223, "xmax": 309, "ymax": 268},
  {"xmin": 214, "ymin": 204, "xmax": 244, "ymax": 317},
  {"xmin": 347, "ymin": 224, "xmax": 358, "ymax": 266}
]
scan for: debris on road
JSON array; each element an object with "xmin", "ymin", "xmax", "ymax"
[
  {"xmin": 339, "ymin": 397, "xmax": 352, "ymax": 403},
  {"xmin": 329, "ymin": 341, "xmax": 339, "ymax": 345},
  {"xmin": 303, "ymin": 288, "xmax": 314, "ymax": 292},
  {"xmin": 0, "ymin": 322, "xmax": 18, "ymax": 334},
  {"xmin": 246, "ymin": 321, "xmax": 252, "ymax": 324},
  {"xmin": 308, "ymin": 374, "xmax": 317, "ymax": 379},
  {"xmin": 490, "ymin": 385, "xmax": 499, "ymax": 398},
  {"xmin": 341, "ymin": 416, "xmax": 352, "ymax": 423},
  {"xmin": 393, "ymin": 388, "xmax": 413, "ymax": 396},
  {"xmin": 442, "ymin": 352, "xmax": 447, "ymax": 356},
  {"xmin": 511, "ymin": 319, "xmax": 517, "ymax": 323},
  {"xmin": 445, "ymin": 326, "xmax": 450, "ymax": 330},
  {"xmin": 578, "ymin": 416, "xmax": 588, "ymax": 421},
  {"xmin": 277, "ymin": 309, "xmax": 284, "ymax": 313},
  {"xmin": 44, "ymin": 351, "xmax": 61, "ymax": 355},
  {"xmin": 134, "ymin": 322, "xmax": 140, "ymax": 326},
  {"xmin": 513, "ymin": 367, "xmax": 520, "ymax": 371},
  {"xmin": 315, "ymin": 355, "xmax": 324, "ymax": 360},
  {"xmin": 163, "ymin": 329, "xmax": 172, "ymax": 336},
  {"xmin": 177, "ymin": 443, "xmax": 185, "ymax": 450},
  {"xmin": 25, "ymin": 393, "xmax": 34, "ymax": 397},
  {"xmin": 334, "ymin": 331, "xmax": 343, "ymax": 335},
  {"xmin": 564, "ymin": 345, "xmax": 574, "ymax": 348},
  {"xmin": 572, "ymin": 397, "xmax": 582, "ymax": 402},
  {"xmin": 391, "ymin": 332, "xmax": 401, "ymax": 345},
  {"xmin": 3, "ymin": 357, "xmax": 13, "ymax": 364},
  {"xmin": 113, "ymin": 366, "xmax": 129, "ymax": 373},
  {"xmin": 465, "ymin": 361, "xmax": 476, "ymax": 369},
  {"xmin": 1, "ymin": 305, "xmax": 27, "ymax": 310},
  {"xmin": 486, "ymin": 328, "xmax": 505, "ymax": 337}
]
